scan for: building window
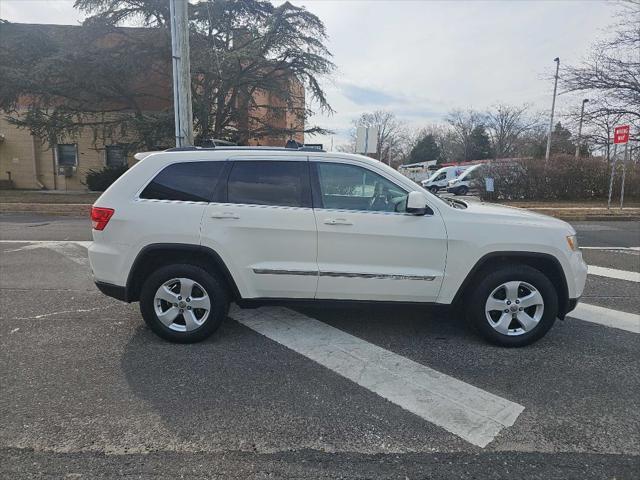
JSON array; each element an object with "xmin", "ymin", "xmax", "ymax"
[
  {"xmin": 105, "ymin": 145, "xmax": 127, "ymax": 168},
  {"xmin": 57, "ymin": 144, "xmax": 78, "ymax": 166}
]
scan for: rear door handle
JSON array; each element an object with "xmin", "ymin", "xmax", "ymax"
[
  {"xmin": 324, "ymin": 218, "xmax": 352, "ymax": 226},
  {"xmin": 210, "ymin": 212, "xmax": 239, "ymax": 219}
]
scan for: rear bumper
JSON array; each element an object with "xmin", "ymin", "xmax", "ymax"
[{"xmin": 95, "ymin": 281, "xmax": 129, "ymax": 302}]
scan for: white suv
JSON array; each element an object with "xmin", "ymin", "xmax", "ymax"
[{"xmin": 89, "ymin": 147, "xmax": 587, "ymax": 347}]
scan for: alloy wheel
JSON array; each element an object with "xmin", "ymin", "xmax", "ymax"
[
  {"xmin": 484, "ymin": 280, "xmax": 544, "ymax": 336},
  {"xmin": 154, "ymin": 277, "xmax": 211, "ymax": 332}
]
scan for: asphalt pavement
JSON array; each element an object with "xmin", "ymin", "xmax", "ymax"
[{"xmin": 0, "ymin": 212, "xmax": 638, "ymax": 479}]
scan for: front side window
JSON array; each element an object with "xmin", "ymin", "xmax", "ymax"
[
  {"xmin": 105, "ymin": 145, "xmax": 127, "ymax": 168},
  {"xmin": 140, "ymin": 161, "xmax": 224, "ymax": 202},
  {"xmin": 57, "ymin": 144, "xmax": 78, "ymax": 166},
  {"xmin": 227, "ymin": 161, "xmax": 309, "ymax": 207},
  {"xmin": 316, "ymin": 162, "xmax": 408, "ymax": 213}
]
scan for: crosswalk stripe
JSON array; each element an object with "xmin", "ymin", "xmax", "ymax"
[
  {"xmin": 231, "ymin": 305, "xmax": 524, "ymax": 448},
  {"xmin": 569, "ymin": 303, "xmax": 640, "ymax": 334},
  {"xmin": 588, "ymin": 265, "xmax": 639, "ymax": 283}
]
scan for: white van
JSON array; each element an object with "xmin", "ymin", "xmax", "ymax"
[
  {"xmin": 421, "ymin": 166, "xmax": 468, "ymax": 193},
  {"xmin": 447, "ymin": 164, "xmax": 484, "ymax": 195}
]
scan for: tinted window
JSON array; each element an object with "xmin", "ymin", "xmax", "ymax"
[
  {"xmin": 316, "ymin": 162, "xmax": 408, "ymax": 212},
  {"xmin": 228, "ymin": 161, "xmax": 309, "ymax": 207},
  {"xmin": 140, "ymin": 161, "xmax": 224, "ymax": 202}
]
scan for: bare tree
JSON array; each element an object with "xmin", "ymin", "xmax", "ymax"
[
  {"xmin": 485, "ymin": 104, "xmax": 541, "ymax": 159},
  {"xmin": 345, "ymin": 111, "xmax": 409, "ymax": 167},
  {"xmin": 565, "ymin": 99, "xmax": 624, "ymax": 162},
  {"xmin": 561, "ymin": 0, "xmax": 640, "ymax": 140},
  {"xmin": 445, "ymin": 109, "xmax": 486, "ymax": 161}
]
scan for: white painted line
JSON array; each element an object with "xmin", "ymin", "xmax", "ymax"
[
  {"xmin": 1, "ymin": 240, "xmax": 90, "ymax": 265},
  {"xmin": 588, "ymin": 265, "xmax": 640, "ymax": 283},
  {"xmin": 569, "ymin": 303, "xmax": 640, "ymax": 334},
  {"xmin": 231, "ymin": 305, "xmax": 524, "ymax": 448},
  {"xmin": 0, "ymin": 240, "xmax": 91, "ymax": 247},
  {"xmin": 581, "ymin": 246, "xmax": 640, "ymax": 251}
]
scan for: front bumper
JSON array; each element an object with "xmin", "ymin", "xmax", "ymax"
[{"xmin": 559, "ymin": 296, "xmax": 580, "ymax": 319}]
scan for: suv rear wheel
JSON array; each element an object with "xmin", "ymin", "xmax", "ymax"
[
  {"xmin": 467, "ymin": 265, "xmax": 558, "ymax": 347},
  {"xmin": 140, "ymin": 264, "xmax": 229, "ymax": 343}
]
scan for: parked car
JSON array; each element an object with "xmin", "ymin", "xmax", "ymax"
[
  {"xmin": 447, "ymin": 163, "xmax": 484, "ymax": 195},
  {"xmin": 421, "ymin": 166, "xmax": 467, "ymax": 193},
  {"xmin": 89, "ymin": 147, "xmax": 587, "ymax": 347}
]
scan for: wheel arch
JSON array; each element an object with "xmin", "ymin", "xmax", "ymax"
[
  {"xmin": 125, "ymin": 243, "xmax": 242, "ymax": 303},
  {"xmin": 452, "ymin": 252, "xmax": 570, "ymax": 318}
]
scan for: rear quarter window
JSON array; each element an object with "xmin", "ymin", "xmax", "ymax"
[{"xmin": 140, "ymin": 161, "xmax": 224, "ymax": 202}]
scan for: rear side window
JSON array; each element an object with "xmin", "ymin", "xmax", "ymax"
[
  {"xmin": 140, "ymin": 161, "xmax": 224, "ymax": 202},
  {"xmin": 227, "ymin": 161, "xmax": 310, "ymax": 207}
]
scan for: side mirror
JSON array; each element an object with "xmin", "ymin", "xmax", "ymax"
[{"xmin": 406, "ymin": 191, "xmax": 430, "ymax": 215}]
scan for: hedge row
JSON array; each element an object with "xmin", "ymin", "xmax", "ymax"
[
  {"xmin": 478, "ymin": 155, "xmax": 639, "ymax": 201},
  {"xmin": 85, "ymin": 165, "xmax": 128, "ymax": 192}
]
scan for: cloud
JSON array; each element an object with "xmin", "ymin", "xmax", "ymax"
[{"xmin": 340, "ymin": 83, "xmax": 405, "ymax": 106}]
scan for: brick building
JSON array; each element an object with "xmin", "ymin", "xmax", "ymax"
[{"xmin": 0, "ymin": 23, "xmax": 305, "ymax": 190}]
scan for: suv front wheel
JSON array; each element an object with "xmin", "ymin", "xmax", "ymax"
[
  {"xmin": 467, "ymin": 265, "xmax": 558, "ymax": 347},
  {"xmin": 140, "ymin": 264, "xmax": 229, "ymax": 343}
]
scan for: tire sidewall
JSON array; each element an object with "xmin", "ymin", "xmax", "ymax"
[
  {"xmin": 140, "ymin": 264, "xmax": 229, "ymax": 343},
  {"xmin": 468, "ymin": 265, "xmax": 558, "ymax": 347}
]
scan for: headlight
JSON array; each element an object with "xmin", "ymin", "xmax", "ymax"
[{"xmin": 566, "ymin": 235, "xmax": 579, "ymax": 251}]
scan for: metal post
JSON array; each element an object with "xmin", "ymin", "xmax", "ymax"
[
  {"xmin": 620, "ymin": 142, "xmax": 629, "ymax": 209},
  {"xmin": 575, "ymin": 98, "xmax": 588, "ymax": 159},
  {"xmin": 607, "ymin": 144, "xmax": 618, "ymax": 210},
  {"xmin": 170, "ymin": 0, "xmax": 194, "ymax": 147},
  {"xmin": 545, "ymin": 57, "xmax": 560, "ymax": 162}
]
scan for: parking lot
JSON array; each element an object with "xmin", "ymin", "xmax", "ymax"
[{"xmin": 1, "ymin": 213, "xmax": 638, "ymax": 478}]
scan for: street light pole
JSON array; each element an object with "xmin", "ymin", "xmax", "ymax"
[
  {"xmin": 169, "ymin": 0, "xmax": 194, "ymax": 147},
  {"xmin": 545, "ymin": 57, "xmax": 560, "ymax": 162},
  {"xmin": 575, "ymin": 98, "xmax": 589, "ymax": 159}
]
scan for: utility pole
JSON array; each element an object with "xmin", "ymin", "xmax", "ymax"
[
  {"xmin": 170, "ymin": 0, "xmax": 194, "ymax": 147},
  {"xmin": 575, "ymin": 98, "xmax": 589, "ymax": 159},
  {"xmin": 545, "ymin": 57, "xmax": 560, "ymax": 162}
]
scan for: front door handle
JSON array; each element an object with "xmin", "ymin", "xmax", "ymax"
[
  {"xmin": 324, "ymin": 218, "xmax": 352, "ymax": 226},
  {"xmin": 210, "ymin": 212, "xmax": 239, "ymax": 219}
]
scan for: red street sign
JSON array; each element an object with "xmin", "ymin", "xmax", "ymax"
[{"xmin": 614, "ymin": 125, "xmax": 630, "ymax": 144}]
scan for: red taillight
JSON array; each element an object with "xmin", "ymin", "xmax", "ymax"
[{"xmin": 91, "ymin": 206, "xmax": 115, "ymax": 231}]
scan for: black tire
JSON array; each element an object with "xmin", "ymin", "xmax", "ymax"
[
  {"xmin": 466, "ymin": 264, "xmax": 558, "ymax": 347},
  {"xmin": 456, "ymin": 185, "xmax": 469, "ymax": 196},
  {"xmin": 429, "ymin": 186, "xmax": 439, "ymax": 194},
  {"xmin": 139, "ymin": 264, "xmax": 229, "ymax": 343}
]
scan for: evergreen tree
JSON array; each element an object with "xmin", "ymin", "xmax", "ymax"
[
  {"xmin": 408, "ymin": 134, "xmax": 441, "ymax": 164},
  {"xmin": 467, "ymin": 125, "xmax": 492, "ymax": 160}
]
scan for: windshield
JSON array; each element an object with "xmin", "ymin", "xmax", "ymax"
[
  {"xmin": 426, "ymin": 168, "xmax": 446, "ymax": 182},
  {"xmin": 457, "ymin": 164, "xmax": 480, "ymax": 181}
]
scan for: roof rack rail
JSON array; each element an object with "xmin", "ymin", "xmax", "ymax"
[{"xmin": 164, "ymin": 145, "xmax": 326, "ymax": 153}]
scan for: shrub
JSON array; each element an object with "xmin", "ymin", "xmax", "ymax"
[
  {"xmin": 478, "ymin": 155, "xmax": 639, "ymax": 201},
  {"xmin": 85, "ymin": 165, "xmax": 128, "ymax": 192}
]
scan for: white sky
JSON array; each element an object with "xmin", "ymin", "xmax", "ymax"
[{"xmin": 1, "ymin": 0, "xmax": 615, "ymax": 148}]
